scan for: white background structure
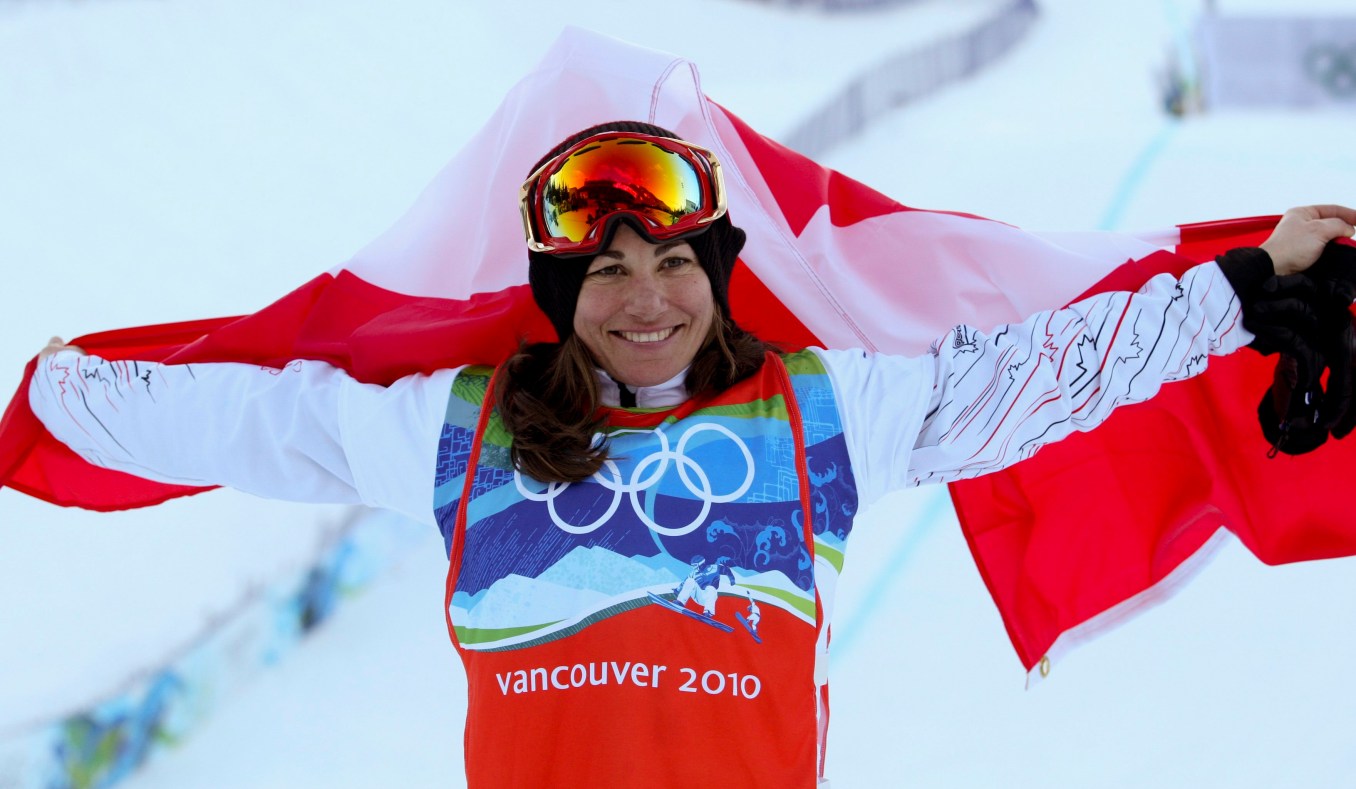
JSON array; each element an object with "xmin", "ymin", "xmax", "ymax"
[{"xmin": 1, "ymin": 0, "xmax": 1354, "ymax": 787}]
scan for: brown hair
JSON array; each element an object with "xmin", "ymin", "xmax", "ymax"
[{"xmin": 495, "ymin": 317, "xmax": 775, "ymax": 484}]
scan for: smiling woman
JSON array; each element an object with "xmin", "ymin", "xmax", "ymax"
[
  {"xmin": 573, "ymin": 228, "xmax": 716, "ymax": 388},
  {"xmin": 21, "ymin": 114, "xmax": 1356, "ymax": 787},
  {"xmin": 498, "ymin": 121, "xmax": 778, "ymax": 486}
]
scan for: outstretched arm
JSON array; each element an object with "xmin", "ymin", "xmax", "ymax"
[
  {"xmin": 906, "ymin": 257, "xmax": 1247, "ymax": 486},
  {"xmin": 821, "ymin": 204, "xmax": 1356, "ymax": 505},
  {"xmin": 29, "ymin": 343, "xmax": 456, "ymax": 525}
]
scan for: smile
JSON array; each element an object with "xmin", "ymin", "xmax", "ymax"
[{"xmin": 615, "ymin": 327, "xmax": 678, "ymax": 343}]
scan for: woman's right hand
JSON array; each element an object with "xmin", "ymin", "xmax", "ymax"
[
  {"xmin": 39, "ymin": 336, "xmax": 85, "ymax": 358},
  {"xmin": 1259, "ymin": 204, "xmax": 1356, "ymax": 276}
]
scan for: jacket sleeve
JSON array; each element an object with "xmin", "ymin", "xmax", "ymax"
[
  {"xmin": 819, "ymin": 259, "xmax": 1253, "ymax": 507},
  {"xmin": 28, "ymin": 352, "xmax": 458, "ymax": 526}
]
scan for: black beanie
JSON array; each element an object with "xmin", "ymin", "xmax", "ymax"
[{"xmin": 525, "ymin": 121, "xmax": 747, "ymax": 341}]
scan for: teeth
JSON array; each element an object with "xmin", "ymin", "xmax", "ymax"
[{"xmin": 618, "ymin": 327, "xmax": 676, "ymax": 343}]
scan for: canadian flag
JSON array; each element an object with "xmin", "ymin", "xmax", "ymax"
[{"xmin": 0, "ymin": 28, "xmax": 1348, "ymax": 674}]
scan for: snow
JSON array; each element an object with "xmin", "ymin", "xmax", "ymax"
[
  {"xmin": 1214, "ymin": 1, "xmax": 1356, "ymax": 14},
  {"xmin": 2, "ymin": 0, "xmax": 1355, "ymax": 787}
]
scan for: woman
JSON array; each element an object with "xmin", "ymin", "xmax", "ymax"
[{"xmin": 31, "ymin": 121, "xmax": 1356, "ymax": 787}]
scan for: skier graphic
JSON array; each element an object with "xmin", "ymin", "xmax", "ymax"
[{"xmin": 674, "ymin": 555, "xmax": 736, "ymax": 617}]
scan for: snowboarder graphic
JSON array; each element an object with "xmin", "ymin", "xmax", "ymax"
[
  {"xmin": 674, "ymin": 555, "xmax": 735, "ymax": 617},
  {"xmin": 735, "ymin": 590, "xmax": 763, "ymax": 644},
  {"xmin": 744, "ymin": 591, "xmax": 761, "ymax": 635}
]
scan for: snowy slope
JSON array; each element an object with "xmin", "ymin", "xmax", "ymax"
[{"xmin": 2, "ymin": 0, "xmax": 1355, "ymax": 787}]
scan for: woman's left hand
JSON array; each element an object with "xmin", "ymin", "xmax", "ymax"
[
  {"xmin": 1260, "ymin": 204, "xmax": 1356, "ymax": 275},
  {"xmin": 39, "ymin": 336, "xmax": 85, "ymax": 359}
]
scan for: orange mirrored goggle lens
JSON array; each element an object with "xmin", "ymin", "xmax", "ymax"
[{"xmin": 537, "ymin": 137, "xmax": 711, "ymax": 246}]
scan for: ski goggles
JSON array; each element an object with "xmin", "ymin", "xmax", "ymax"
[{"xmin": 519, "ymin": 131, "xmax": 727, "ymax": 256}]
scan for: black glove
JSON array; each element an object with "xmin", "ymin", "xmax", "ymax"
[
  {"xmin": 1249, "ymin": 272, "xmax": 1332, "ymax": 455},
  {"xmin": 1302, "ymin": 243, "xmax": 1356, "ymax": 439},
  {"xmin": 1226, "ymin": 243, "xmax": 1356, "ymax": 455},
  {"xmin": 1258, "ymin": 354, "xmax": 1328, "ymax": 456},
  {"xmin": 1218, "ymin": 247, "xmax": 1333, "ymax": 455}
]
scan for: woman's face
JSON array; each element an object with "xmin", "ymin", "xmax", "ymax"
[{"xmin": 573, "ymin": 223, "xmax": 716, "ymax": 388}]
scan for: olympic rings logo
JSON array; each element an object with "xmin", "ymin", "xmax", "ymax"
[
  {"xmin": 513, "ymin": 422, "xmax": 756, "ymax": 537},
  {"xmin": 1304, "ymin": 44, "xmax": 1356, "ymax": 98}
]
